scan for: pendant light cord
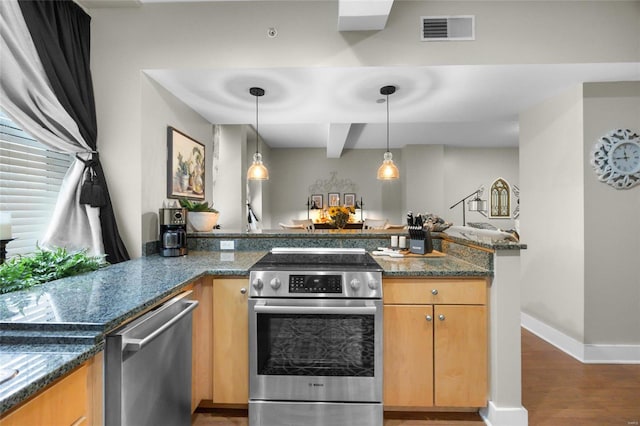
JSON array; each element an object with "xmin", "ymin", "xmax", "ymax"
[
  {"xmin": 255, "ymin": 93, "xmax": 259, "ymax": 156},
  {"xmin": 386, "ymin": 92, "xmax": 390, "ymax": 153}
]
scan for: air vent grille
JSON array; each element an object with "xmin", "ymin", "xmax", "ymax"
[{"xmin": 421, "ymin": 15, "xmax": 475, "ymax": 41}]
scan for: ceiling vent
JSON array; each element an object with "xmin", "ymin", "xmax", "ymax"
[{"xmin": 421, "ymin": 15, "xmax": 475, "ymax": 41}]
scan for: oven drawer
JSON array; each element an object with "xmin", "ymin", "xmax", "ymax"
[{"xmin": 383, "ymin": 278, "xmax": 487, "ymax": 305}]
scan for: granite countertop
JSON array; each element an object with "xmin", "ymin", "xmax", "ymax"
[
  {"xmin": 0, "ymin": 248, "xmax": 489, "ymax": 415},
  {"xmin": 0, "ymin": 251, "xmax": 264, "ymax": 415},
  {"xmin": 373, "ymin": 253, "xmax": 490, "ymax": 276}
]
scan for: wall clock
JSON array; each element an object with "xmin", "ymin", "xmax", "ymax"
[{"xmin": 591, "ymin": 129, "xmax": 640, "ymax": 189}]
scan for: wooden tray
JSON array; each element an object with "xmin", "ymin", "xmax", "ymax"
[{"xmin": 399, "ymin": 249, "xmax": 446, "ymax": 258}]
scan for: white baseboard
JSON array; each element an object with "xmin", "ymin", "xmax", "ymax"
[
  {"xmin": 521, "ymin": 312, "xmax": 640, "ymax": 364},
  {"xmin": 480, "ymin": 401, "xmax": 528, "ymax": 426}
]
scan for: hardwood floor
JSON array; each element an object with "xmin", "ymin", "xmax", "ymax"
[
  {"xmin": 522, "ymin": 328, "xmax": 640, "ymax": 426},
  {"xmin": 193, "ymin": 329, "xmax": 640, "ymax": 425}
]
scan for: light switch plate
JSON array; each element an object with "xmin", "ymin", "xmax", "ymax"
[{"xmin": 220, "ymin": 240, "xmax": 235, "ymax": 250}]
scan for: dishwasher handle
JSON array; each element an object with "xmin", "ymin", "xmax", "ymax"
[{"xmin": 122, "ymin": 299, "xmax": 198, "ymax": 352}]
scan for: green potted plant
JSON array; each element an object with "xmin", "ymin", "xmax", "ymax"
[
  {"xmin": 0, "ymin": 246, "xmax": 106, "ymax": 294},
  {"xmin": 179, "ymin": 198, "xmax": 219, "ymax": 232}
]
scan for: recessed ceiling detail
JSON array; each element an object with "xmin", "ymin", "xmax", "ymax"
[{"xmin": 144, "ymin": 63, "xmax": 640, "ymax": 153}]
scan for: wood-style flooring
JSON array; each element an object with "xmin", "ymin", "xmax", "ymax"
[
  {"xmin": 192, "ymin": 328, "xmax": 640, "ymax": 426},
  {"xmin": 522, "ymin": 329, "xmax": 640, "ymax": 426}
]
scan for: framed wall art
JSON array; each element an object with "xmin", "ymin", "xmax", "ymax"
[
  {"xmin": 311, "ymin": 194, "xmax": 323, "ymax": 210},
  {"xmin": 167, "ymin": 126, "xmax": 205, "ymax": 200},
  {"xmin": 343, "ymin": 193, "xmax": 356, "ymax": 208},
  {"xmin": 328, "ymin": 192, "xmax": 340, "ymax": 207}
]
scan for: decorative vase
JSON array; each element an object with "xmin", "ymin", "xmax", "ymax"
[
  {"xmin": 333, "ymin": 214, "xmax": 348, "ymax": 230},
  {"xmin": 180, "ymin": 174, "xmax": 190, "ymax": 192},
  {"xmin": 187, "ymin": 211, "xmax": 219, "ymax": 232}
]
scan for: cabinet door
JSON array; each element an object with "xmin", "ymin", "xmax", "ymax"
[
  {"xmin": 434, "ymin": 305, "xmax": 487, "ymax": 407},
  {"xmin": 212, "ymin": 278, "xmax": 249, "ymax": 404},
  {"xmin": 383, "ymin": 304, "xmax": 434, "ymax": 408},
  {"xmin": 192, "ymin": 277, "xmax": 213, "ymax": 410},
  {"xmin": 1, "ymin": 365, "xmax": 88, "ymax": 426}
]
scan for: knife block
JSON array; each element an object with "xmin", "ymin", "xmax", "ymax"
[{"xmin": 409, "ymin": 230, "xmax": 433, "ymax": 255}]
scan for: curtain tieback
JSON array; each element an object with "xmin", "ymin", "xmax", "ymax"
[{"xmin": 76, "ymin": 152, "xmax": 107, "ymax": 208}]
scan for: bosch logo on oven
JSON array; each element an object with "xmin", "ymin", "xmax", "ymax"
[{"xmin": 309, "ymin": 383, "xmax": 324, "ymax": 387}]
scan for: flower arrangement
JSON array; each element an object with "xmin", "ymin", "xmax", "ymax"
[{"xmin": 328, "ymin": 206, "xmax": 354, "ymax": 229}]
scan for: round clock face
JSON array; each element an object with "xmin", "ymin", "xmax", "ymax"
[
  {"xmin": 609, "ymin": 142, "xmax": 640, "ymax": 175},
  {"xmin": 591, "ymin": 129, "xmax": 640, "ymax": 189}
]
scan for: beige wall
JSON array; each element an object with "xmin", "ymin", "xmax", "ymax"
[
  {"xmin": 88, "ymin": 1, "xmax": 640, "ymax": 256},
  {"xmin": 520, "ymin": 81, "xmax": 640, "ymax": 346},
  {"xmin": 520, "ymin": 85, "xmax": 586, "ymax": 342},
  {"xmin": 583, "ymin": 82, "xmax": 640, "ymax": 345},
  {"xmin": 444, "ymin": 146, "xmax": 520, "ymax": 229},
  {"xmin": 140, "ymin": 76, "xmax": 213, "ymax": 246},
  {"xmin": 267, "ymin": 148, "xmax": 404, "ymax": 227},
  {"xmin": 266, "ymin": 145, "xmax": 519, "ymax": 229}
]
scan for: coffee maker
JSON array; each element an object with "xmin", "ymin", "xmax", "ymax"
[{"xmin": 159, "ymin": 207, "xmax": 188, "ymax": 257}]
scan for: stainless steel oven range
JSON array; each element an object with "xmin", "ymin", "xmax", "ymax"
[{"xmin": 248, "ymin": 248, "xmax": 383, "ymax": 426}]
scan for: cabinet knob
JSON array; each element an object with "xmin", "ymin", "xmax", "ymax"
[
  {"xmin": 425, "ymin": 315, "xmax": 432, "ymax": 322},
  {"xmin": 431, "ymin": 289, "xmax": 438, "ymax": 295},
  {"xmin": 240, "ymin": 287, "xmax": 247, "ymax": 294},
  {"xmin": 439, "ymin": 314, "xmax": 445, "ymax": 321}
]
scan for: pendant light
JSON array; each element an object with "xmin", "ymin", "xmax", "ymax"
[
  {"xmin": 377, "ymin": 85, "xmax": 400, "ymax": 180},
  {"xmin": 247, "ymin": 87, "xmax": 269, "ymax": 180}
]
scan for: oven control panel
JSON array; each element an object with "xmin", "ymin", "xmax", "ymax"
[
  {"xmin": 249, "ymin": 270, "xmax": 382, "ymax": 298},
  {"xmin": 289, "ymin": 275, "xmax": 342, "ymax": 293}
]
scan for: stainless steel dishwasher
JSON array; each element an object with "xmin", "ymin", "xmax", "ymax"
[{"xmin": 105, "ymin": 290, "xmax": 198, "ymax": 426}]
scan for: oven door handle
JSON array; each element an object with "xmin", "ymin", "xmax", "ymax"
[{"xmin": 252, "ymin": 303, "xmax": 377, "ymax": 315}]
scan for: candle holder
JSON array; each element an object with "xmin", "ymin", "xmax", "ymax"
[
  {"xmin": 355, "ymin": 197, "xmax": 364, "ymax": 222},
  {"xmin": 0, "ymin": 238, "xmax": 15, "ymax": 265}
]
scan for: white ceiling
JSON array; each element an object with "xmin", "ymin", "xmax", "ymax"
[{"xmin": 145, "ymin": 63, "xmax": 640, "ymax": 154}]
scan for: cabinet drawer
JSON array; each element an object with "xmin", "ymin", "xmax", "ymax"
[
  {"xmin": 383, "ymin": 278, "xmax": 487, "ymax": 305},
  {"xmin": 1, "ymin": 364, "xmax": 88, "ymax": 426}
]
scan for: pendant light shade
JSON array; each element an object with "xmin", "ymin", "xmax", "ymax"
[
  {"xmin": 247, "ymin": 87, "xmax": 269, "ymax": 180},
  {"xmin": 377, "ymin": 85, "xmax": 399, "ymax": 180}
]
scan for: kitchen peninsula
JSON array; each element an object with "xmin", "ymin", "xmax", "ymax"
[{"xmin": 0, "ymin": 232, "xmax": 527, "ymax": 426}]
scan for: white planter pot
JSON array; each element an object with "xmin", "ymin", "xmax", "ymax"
[{"xmin": 187, "ymin": 211, "xmax": 219, "ymax": 232}]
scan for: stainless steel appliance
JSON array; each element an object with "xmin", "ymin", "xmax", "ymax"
[
  {"xmin": 248, "ymin": 248, "xmax": 383, "ymax": 426},
  {"xmin": 105, "ymin": 291, "xmax": 198, "ymax": 426},
  {"xmin": 159, "ymin": 207, "xmax": 187, "ymax": 257}
]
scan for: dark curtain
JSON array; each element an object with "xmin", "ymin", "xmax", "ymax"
[{"xmin": 18, "ymin": 0, "xmax": 129, "ymax": 263}]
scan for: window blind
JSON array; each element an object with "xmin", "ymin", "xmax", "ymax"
[{"xmin": 0, "ymin": 111, "xmax": 72, "ymax": 258}]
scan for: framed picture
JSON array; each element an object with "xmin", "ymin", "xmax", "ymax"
[
  {"xmin": 311, "ymin": 194, "xmax": 323, "ymax": 210},
  {"xmin": 328, "ymin": 192, "xmax": 340, "ymax": 207},
  {"xmin": 167, "ymin": 126, "xmax": 205, "ymax": 200},
  {"xmin": 343, "ymin": 193, "xmax": 356, "ymax": 208}
]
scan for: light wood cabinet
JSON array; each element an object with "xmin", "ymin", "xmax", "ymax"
[
  {"xmin": 191, "ymin": 277, "xmax": 213, "ymax": 411},
  {"xmin": 212, "ymin": 277, "xmax": 249, "ymax": 405},
  {"xmin": 383, "ymin": 278, "xmax": 487, "ymax": 409},
  {"xmin": 1, "ymin": 352, "xmax": 102, "ymax": 426}
]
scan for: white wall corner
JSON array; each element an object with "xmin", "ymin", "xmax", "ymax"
[
  {"xmin": 521, "ymin": 312, "xmax": 640, "ymax": 364},
  {"xmin": 480, "ymin": 401, "xmax": 528, "ymax": 426}
]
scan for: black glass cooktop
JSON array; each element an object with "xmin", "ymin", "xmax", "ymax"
[{"xmin": 249, "ymin": 248, "xmax": 382, "ymax": 272}]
